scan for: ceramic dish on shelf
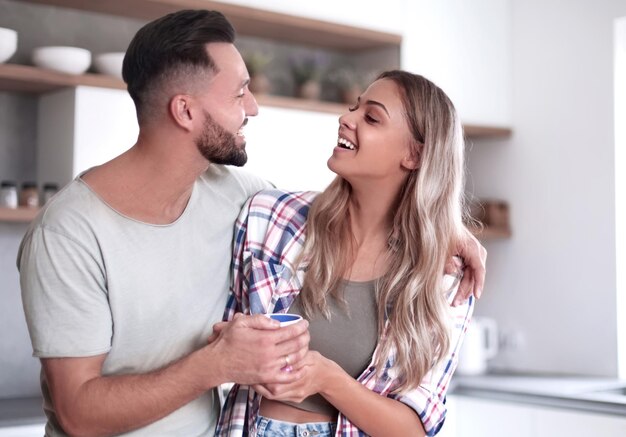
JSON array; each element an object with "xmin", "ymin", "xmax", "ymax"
[
  {"xmin": 0, "ymin": 27, "xmax": 18, "ymax": 63},
  {"xmin": 32, "ymin": 46, "xmax": 91, "ymax": 74},
  {"xmin": 93, "ymin": 52, "xmax": 125, "ymax": 79}
]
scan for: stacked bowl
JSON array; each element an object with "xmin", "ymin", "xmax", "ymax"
[
  {"xmin": 0, "ymin": 27, "xmax": 17, "ymax": 63},
  {"xmin": 32, "ymin": 46, "xmax": 92, "ymax": 74}
]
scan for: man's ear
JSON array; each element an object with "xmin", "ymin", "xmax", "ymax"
[
  {"xmin": 169, "ymin": 94, "xmax": 195, "ymax": 132},
  {"xmin": 401, "ymin": 142, "xmax": 422, "ymax": 171}
]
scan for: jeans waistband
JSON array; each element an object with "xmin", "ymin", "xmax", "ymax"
[{"xmin": 255, "ymin": 415, "xmax": 337, "ymax": 437}]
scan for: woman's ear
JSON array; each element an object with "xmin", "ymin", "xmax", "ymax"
[
  {"xmin": 401, "ymin": 142, "xmax": 422, "ymax": 171},
  {"xmin": 169, "ymin": 94, "xmax": 195, "ymax": 132}
]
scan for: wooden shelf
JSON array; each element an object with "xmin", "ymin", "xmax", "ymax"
[
  {"xmin": 0, "ymin": 65, "xmax": 512, "ymax": 138},
  {"xmin": 5, "ymin": 3, "xmax": 511, "ymax": 139},
  {"xmin": 0, "ymin": 206, "xmax": 512, "ymax": 242},
  {"xmin": 0, "ymin": 207, "xmax": 40, "ymax": 223},
  {"xmin": 0, "ymin": 63, "xmax": 125, "ymax": 93},
  {"xmin": 0, "ymin": 203, "xmax": 511, "ymax": 240},
  {"xmin": 20, "ymin": 0, "xmax": 402, "ymax": 51},
  {"xmin": 0, "ymin": 206, "xmax": 512, "ymax": 240}
]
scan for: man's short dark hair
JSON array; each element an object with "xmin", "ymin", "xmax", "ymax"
[{"xmin": 122, "ymin": 9, "xmax": 236, "ymax": 122}]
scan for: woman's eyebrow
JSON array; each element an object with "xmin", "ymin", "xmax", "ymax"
[{"xmin": 364, "ymin": 99, "xmax": 389, "ymax": 116}]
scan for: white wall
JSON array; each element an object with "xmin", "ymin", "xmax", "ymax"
[
  {"xmin": 469, "ymin": 0, "xmax": 626, "ymax": 377},
  {"xmin": 244, "ymin": 106, "xmax": 337, "ymax": 191},
  {"xmin": 615, "ymin": 17, "xmax": 626, "ymax": 378},
  {"xmin": 402, "ymin": 0, "xmax": 513, "ymax": 126}
]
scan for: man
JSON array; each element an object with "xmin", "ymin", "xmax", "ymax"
[
  {"xmin": 18, "ymin": 9, "xmax": 486, "ymax": 437},
  {"xmin": 18, "ymin": 10, "xmax": 309, "ymax": 436}
]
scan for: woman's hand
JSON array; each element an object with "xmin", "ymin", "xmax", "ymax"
[
  {"xmin": 252, "ymin": 351, "xmax": 338, "ymax": 403},
  {"xmin": 256, "ymin": 351, "xmax": 426, "ymax": 436},
  {"xmin": 446, "ymin": 227, "xmax": 487, "ymax": 306}
]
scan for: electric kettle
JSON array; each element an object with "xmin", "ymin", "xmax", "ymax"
[{"xmin": 456, "ymin": 317, "xmax": 499, "ymax": 375}]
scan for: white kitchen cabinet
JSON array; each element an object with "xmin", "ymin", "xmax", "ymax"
[
  {"xmin": 448, "ymin": 395, "xmax": 534, "ymax": 437},
  {"xmin": 37, "ymin": 86, "xmax": 138, "ymax": 187},
  {"xmin": 446, "ymin": 395, "xmax": 626, "ymax": 437},
  {"xmin": 534, "ymin": 408, "xmax": 626, "ymax": 437},
  {"xmin": 0, "ymin": 423, "xmax": 45, "ymax": 437}
]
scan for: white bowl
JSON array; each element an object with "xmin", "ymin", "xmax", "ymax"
[
  {"xmin": 93, "ymin": 52, "xmax": 125, "ymax": 79},
  {"xmin": 32, "ymin": 46, "xmax": 91, "ymax": 74},
  {"xmin": 0, "ymin": 27, "xmax": 18, "ymax": 64}
]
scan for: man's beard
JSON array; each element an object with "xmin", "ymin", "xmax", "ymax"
[{"xmin": 195, "ymin": 110, "xmax": 247, "ymax": 167}]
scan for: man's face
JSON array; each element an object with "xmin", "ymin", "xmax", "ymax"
[{"xmin": 195, "ymin": 43, "xmax": 258, "ymax": 166}]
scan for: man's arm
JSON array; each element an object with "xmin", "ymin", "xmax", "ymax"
[{"xmin": 45, "ymin": 314, "xmax": 309, "ymax": 437}]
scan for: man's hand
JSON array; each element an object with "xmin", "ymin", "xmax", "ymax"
[
  {"xmin": 445, "ymin": 227, "xmax": 487, "ymax": 306},
  {"xmin": 207, "ymin": 313, "xmax": 310, "ymax": 386}
]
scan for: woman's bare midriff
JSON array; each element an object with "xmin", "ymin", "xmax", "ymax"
[{"xmin": 259, "ymin": 398, "xmax": 335, "ymax": 424}]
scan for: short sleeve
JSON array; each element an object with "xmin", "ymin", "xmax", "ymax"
[{"xmin": 18, "ymin": 225, "xmax": 112, "ymax": 358}]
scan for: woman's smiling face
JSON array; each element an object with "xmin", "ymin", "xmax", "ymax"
[{"xmin": 328, "ymin": 78, "xmax": 418, "ymax": 187}]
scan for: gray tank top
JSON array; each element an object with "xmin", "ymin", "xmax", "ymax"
[{"xmin": 283, "ymin": 279, "xmax": 378, "ymax": 416}]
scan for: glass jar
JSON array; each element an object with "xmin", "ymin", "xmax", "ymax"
[
  {"xmin": 0, "ymin": 180, "xmax": 19, "ymax": 208},
  {"xmin": 42, "ymin": 183, "xmax": 59, "ymax": 204},
  {"xmin": 19, "ymin": 182, "xmax": 39, "ymax": 208}
]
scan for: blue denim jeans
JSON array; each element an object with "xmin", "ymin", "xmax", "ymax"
[{"xmin": 255, "ymin": 415, "xmax": 337, "ymax": 437}]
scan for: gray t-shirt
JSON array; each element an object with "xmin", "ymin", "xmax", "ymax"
[
  {"xmin": 285, "ymin": 279, "xmax": 378, "ymax": 417},
  {"xmin": 17, "ymin": 165, "xmax": 269, "ymax": 436}
]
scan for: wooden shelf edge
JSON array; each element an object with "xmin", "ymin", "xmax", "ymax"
[
  {"xmin": 20, "ymin": 0, "xmax": 402, "ymax": 51},
  {"xmin": 468, "ymin": 225, "xmax": 512, "ymax": 240},
  {"xmin": 464, "ymin": 124, "xmax": 512, "ymax": 139},
  {"xmin": 0, "ymin": 207, "xmax": 40, "ymax": 223},
  {"xmin": 0, "ymin": 64, "xmax": 126, "ymax": 93},
  {"xmin": 257, "ymin": 95, "xmax": 511, "ymax": 138}
]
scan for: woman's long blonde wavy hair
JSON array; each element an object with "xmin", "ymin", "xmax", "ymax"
[{"xmin": 298, "ymin": 70, "xmax": 466, "ymax": 394}]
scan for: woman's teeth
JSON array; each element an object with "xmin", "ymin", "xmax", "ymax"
[{"xmin": 337, "ymin": 137, "xmax": 356, "ymax": 150}]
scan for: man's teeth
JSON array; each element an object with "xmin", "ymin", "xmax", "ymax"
[{"xmin": 338, "ymin": 137, "xmax": 356, "ymax": 150}]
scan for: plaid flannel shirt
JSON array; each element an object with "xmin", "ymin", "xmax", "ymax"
[{"xmin": 215, "ymin": 189, "xmax": 474, "ymax": 437}]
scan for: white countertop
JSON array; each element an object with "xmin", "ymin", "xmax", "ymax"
[
  {"xmin": 0, "ymin": 397, "xmax": 45, "ymax": 427},
  {"xmin": 450, "ymin": 373, "xmax": 626, "ymax": 415}
]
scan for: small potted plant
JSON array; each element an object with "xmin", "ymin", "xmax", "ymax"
[
  {"xmin": 243, "ymin": 51, "xmax": 273, "ymax": 95},
  {"xmin": 289, "ymin": 52, "xmax": 328, "ymax": 100},
  {"xmin": 328, "ymin": 66, "xmax": 367, "ymax": 104}
]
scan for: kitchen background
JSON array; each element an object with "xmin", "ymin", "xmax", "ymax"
[{"xmin": 0, "ymin": 0, "xmax": 625, "ymax": 435}]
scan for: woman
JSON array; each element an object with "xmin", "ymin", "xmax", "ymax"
[{"xmin": 216, "ymin": 70, "xmax": 476, "ymax": 436}]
